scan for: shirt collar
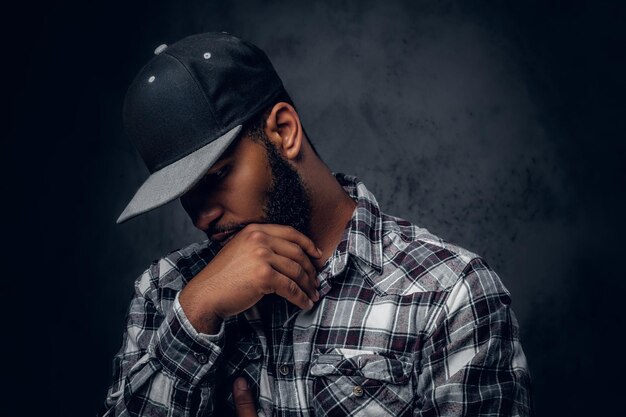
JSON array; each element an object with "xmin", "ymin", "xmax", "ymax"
[{"xmin": 323, "ymin": 173, "xmax": 385, "ymax": 280}]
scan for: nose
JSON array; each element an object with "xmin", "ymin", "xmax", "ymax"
[
  {"xmin": 180, "ymin": 187, "xmax": 224, "ymax": 232},
  {"xmin": 194, "ymin": 204, "xmax": 224, "ymax": 232}
]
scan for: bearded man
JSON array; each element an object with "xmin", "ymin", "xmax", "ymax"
[{"xmin": 102, "ymin": 32, "xmax": 532, "ymax": 417}]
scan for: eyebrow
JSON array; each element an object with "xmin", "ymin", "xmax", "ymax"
[
  {"xmin": 204, "ymin": 138, "xmax": 241, "ymax": 176},
  {"xmin": 205, "ymin": 135, "xmax": 242, "ymax": 174},
  {"xmin": 205, "ymin": 155, "xmax": 233, "ymax": 175}
]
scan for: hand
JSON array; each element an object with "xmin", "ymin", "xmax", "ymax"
[
  {"xmin": 233, "ymin": 377, "xmax": 258, "ymax": 417},
  {"xmin": 179, "ymin": 224, "xmax": 323, "ymax": 333}
]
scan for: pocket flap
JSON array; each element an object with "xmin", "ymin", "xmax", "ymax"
[
  {"xmin": 310, "ymin": 349, "xmax": 412, "ymax": 384},
  {"xmin": 236, "ymin": 340, "xmax": 263, "ymax": 360}
]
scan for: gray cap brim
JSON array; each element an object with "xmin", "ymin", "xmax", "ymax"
[{"xmin": 116, "ymin": 125, "xmax": 242, "ymax": 224}]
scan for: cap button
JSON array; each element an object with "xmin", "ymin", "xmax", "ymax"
[{"xmin": 154, "ymin": 44, "xmax": 168, "ymax": 55}]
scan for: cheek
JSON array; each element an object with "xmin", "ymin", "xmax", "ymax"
[{"xmin": 226, "ymin": 153, "xmax": 272, "ymax": 216}]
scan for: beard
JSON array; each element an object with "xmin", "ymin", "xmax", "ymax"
[{"xmin": 261, "ymin": 137, "xmax": 312, "ymax": 236}]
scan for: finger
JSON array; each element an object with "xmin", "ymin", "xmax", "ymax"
[
  {"xmin": 248, "ymin": 224, "xmax": 322, "ymax": 260},
  {"xmin": 233, "ymin": 377, "xmax": 258, "ymax": 417},
  {"xmin": 268, "ymin": 252, "xmax": 319, "ymax": 302},
  {"xmin": 268, "ymin": 238, "xmax": 320, "ymax": 289},
  {"xmin": 266, "ymin": 269, "xmax": 315, "ymax": 311}
]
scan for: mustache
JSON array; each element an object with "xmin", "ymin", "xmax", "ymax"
[{"xmin": 205, "ymin": 222, "xmax": 257, "ymax": 238}]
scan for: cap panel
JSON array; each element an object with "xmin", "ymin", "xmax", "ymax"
[
  {"xmin": 172, "ymin": 33, "xmax": 284, "ymax": 129},
  {"xmin": 123, "ymin": 54, "xmax": 219, "ymax": 173}
]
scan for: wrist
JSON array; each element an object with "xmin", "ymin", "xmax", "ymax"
[
  {"xmin": 195, "ymin": 311, "xmax": 223, "ymax": 335},
  {"xmin": 179, "ymin": 288, "xmax": 223, "ymax": 335}
]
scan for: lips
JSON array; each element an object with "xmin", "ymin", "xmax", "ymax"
[
  {"xmin": 209, "ymin": 224, "xmax": 247, "ymax": 244},
  {"xmin": 210, "ymin": 229, "xmax": 238, "ymax": 243}
]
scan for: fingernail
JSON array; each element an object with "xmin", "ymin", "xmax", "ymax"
[
  {"xmin": 315, "ymin": 290, "xmax": 320, "ymax": 301},
  {"xmin": 317, "ymin": 247, "xmax": 323, "ymax": 256},
  {"xmin": 236, "ymin": 377, "xmax": 249, "ymax": 391},
  {"xmin": 308, "ymin": 299, "xmax": 314, "ymax": 309}
]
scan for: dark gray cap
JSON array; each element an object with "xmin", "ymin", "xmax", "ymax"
[{"xmin": 117, "ymin": 32, "xmax": 285, "ymax": 223}]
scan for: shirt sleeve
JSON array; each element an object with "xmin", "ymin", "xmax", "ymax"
[
  {"xmin": 101, "ymin": 267, "xmax": 226, "ymax": 417},
  {"xmin": 415, "ymin": 258, "xmax": 533, "ymax": 417}
]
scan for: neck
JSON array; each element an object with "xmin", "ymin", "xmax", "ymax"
[{"xmin": 305, "ymin": 166, "xmax": 357, "ymax": 268}]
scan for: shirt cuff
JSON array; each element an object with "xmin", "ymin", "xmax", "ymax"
[
  {"xmin": 153, "ymin": 293, "xmax": 224, "ymax": 385},
  {"xmin": 176, "ymin": 293, "xmax": 226, "ymax": 344}
]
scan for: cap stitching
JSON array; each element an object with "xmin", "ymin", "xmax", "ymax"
[{"xmin": 163, "ymin": 51, "xmax": 223, "ymax": 133}]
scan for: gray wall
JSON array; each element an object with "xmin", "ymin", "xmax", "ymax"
[{"xmin": 6, "ymin": 1, "xmax": 625, "ymax": 416}]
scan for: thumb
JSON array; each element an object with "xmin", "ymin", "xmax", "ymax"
[{"xmin": 233, "ymin": 376, "xmax": 257, "ymax": 417}]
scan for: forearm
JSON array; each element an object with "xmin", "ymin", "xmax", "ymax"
[
  {"xmin": 179, "ymin": 283, "xmax": 224, "ymax": 335},
  {"xmin": 103, "ymin": 293, "xmax": 225, "ymax": 417}
]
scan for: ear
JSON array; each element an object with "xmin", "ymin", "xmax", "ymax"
[{"xmin": 264, "ymin": 102, "xmax": 303, "ymax": 161}]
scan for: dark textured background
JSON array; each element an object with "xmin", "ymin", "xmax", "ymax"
[{"xmin": 5, "ymin": 1, "xmax": 625, "ymax": 416}]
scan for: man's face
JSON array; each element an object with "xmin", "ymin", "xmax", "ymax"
[{"xmin": 180, "ymin": 133, "xmax": 312, "ymax": 245}]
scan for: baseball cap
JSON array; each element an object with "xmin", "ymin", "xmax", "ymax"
[{"xmin": 116, "ymin": 32, "xmax": 285, "ymax": 223}]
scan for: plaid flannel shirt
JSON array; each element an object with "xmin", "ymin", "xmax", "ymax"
[{"xmin": 103, "ymin": 174, "xmax": 532, "ymax": 417}]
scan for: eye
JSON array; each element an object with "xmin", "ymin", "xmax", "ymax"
[
  {"xmin": 203, "ymin": 165, "xmax": 229, "ymax": 184},
  {"xmin": 214, "ymin": 165, "xmax": 229, "ymax": 179}
]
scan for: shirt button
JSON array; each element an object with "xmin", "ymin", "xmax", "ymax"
[
  {"xmin": 352, "ymin": 385, "xmax": 364, "ymax": 397},
  {"xmin": 194, "ymin": 352, "xmax": 208, "ymax": 364},
  {"xmin": 279, "ymin": 364, "xmax": 291, "ymax": 376}
]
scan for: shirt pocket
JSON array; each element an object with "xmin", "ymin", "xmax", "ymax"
[{"xmin": 309, "ymin": 349, "xmax": 414, "ymax": 417}]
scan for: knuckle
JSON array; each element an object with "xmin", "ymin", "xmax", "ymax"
[
  {"xmin": 257, "ymin": 263, "xmax": 273, "ymax": 280},
  {"xmin": 293, "ymin": 263, "xmax": 304, "ymax": 278},
  {"xmin": 291, "ymin": 243, "xmax": 307, "ymax": 262},
  {"xmin": 248, "ymin": 230, "xmax": 266, "ymax": 243},
  {"xmin": 233, "ymin": 388, "xmax": 255, "ymax": 407},
  {"xmin": 287, "ymin": 280, "xmax": 299, "ymax": 296},
  {"xmin": 296, "ymin": 249, "xmax": 307, "ymax": 264},
  {"xmin": 244, "ymin": 223, "xmax": 259, "ymax": 232},
  {"xmin": 234, "ymin": 396, "xmax": 254, "ymax": 407},
  {"xmin": 253, "ymin": 246, "xmax": 271, "ymax": 258}
]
